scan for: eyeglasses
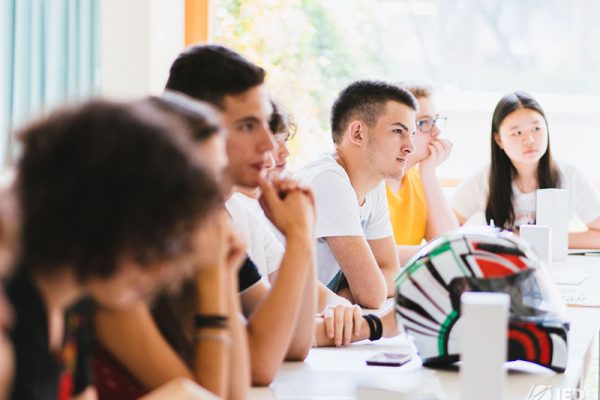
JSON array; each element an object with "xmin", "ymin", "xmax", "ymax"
[{"xmin": 416, "ymin": 116, "xmax": 447, "ymax": 133}]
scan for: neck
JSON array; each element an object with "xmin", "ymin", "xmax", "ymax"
[
  {"xmin": 512, "ymin": 162, "xmax": 538, "ymax": 192},
  {"xmin": 222, "ymin": 176, "xmax": 234, "ymax": 201},
  {"xmin": 31, "ymin": 268, "xmax": 84, "ymax": 351},
  {"xmin": 235, "ymin": 185, "xmax": 260, "ymax": 199},
  {"xmin": 31, "ymin": 268, "xmax": 83, "ymax": 313},
  {"xmin": 334, "ymin": 147, "xmax": 382, "ymax": 205},
  {"xmin": 386, "ymin": 166, "xmax": 412, "ymax": 193}
]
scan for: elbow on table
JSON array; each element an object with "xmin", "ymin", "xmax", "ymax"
[
  {"xmin": 251, "ymin": 366, "xmax": 277, "ymax": 387},
  {"xmin": 354, "ymin": 291, "xmax": 386, "ymax": 310},
  {"xmin": 285, "ymin": 343, "xmax": 310, "ymax": 362}
]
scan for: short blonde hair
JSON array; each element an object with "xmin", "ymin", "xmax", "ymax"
[{"xmin": 399, "ymin": 83, "xmax": 433, "ymax": 100}]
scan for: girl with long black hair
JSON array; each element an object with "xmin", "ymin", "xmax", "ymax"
[{"xmin": 452, "ymin": 91, "xmax": 600, "ymax": 249}]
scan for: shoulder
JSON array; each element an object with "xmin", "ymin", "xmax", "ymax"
[
  {"xmin": 296, "ymin": 154, "xmax": 349, "ymax": 186},
  {"xmin": 457, "ymin": 165, "xmax": 489, "ymax": 188},
  {"xmin": 368, "ymin": 181, "xmax": 388, "ymax": 204},
  {"xmin": 555, "ymin": 161, "xmax": 584, "ymax": 185}
]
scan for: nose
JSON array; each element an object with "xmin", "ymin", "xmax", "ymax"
[
  {"xmin": 403, "ymin": 135, "xmax": 416, "ymax": 155},
  {"xmin": 259, "ymin": 124, "xmax": 275, "ymax": 153},
  {"xmin": 525, "ymin": 132, "xmax": 536, "ymax": 143},
  {"xmin": 278, "ymin": 142, "xmax": 290, "ymax": 163},
  {"xmin": 264, "ymin": 151, "xmax": 275, "ymax": 170}
]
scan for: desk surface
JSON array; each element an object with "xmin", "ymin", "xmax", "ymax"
[{"xmin": 250, "ymin": 256, "xmax": 600, "ymax": 400}]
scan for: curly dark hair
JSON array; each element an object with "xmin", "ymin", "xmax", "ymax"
[
  {"xmin": 268, "ymin": 99, "xmax": 296, "ymax": 138},
  {"xmin": 16, "ymin": 99, "xmax": 222, "ymax": 281}
]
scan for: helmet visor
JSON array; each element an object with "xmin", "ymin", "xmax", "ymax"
[{"xmin": 449, "ymin": 268, "xmax": 567, "ymax": 323}]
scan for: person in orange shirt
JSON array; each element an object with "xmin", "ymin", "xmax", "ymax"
[{"xmin": 386, "ymin": 84, "xmax": 459, "ymax": 264}]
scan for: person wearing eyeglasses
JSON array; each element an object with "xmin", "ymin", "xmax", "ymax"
[{"xmin": 386, "ymin": 84, "xmax": 459, "ymax": 264}]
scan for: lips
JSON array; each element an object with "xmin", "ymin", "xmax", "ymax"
[
  {"xmin": 251, "ymin": 162, "xmax": 265, "ymax": 171},
  {"xmin": 523, "ymin": 148, "xmax": 538, "ymax": 155}
]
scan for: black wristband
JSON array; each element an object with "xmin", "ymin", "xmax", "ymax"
[
  {"xmin": 370, "ymin": 314, "xmax": 383, "ymax": 341},
  {"xmin": 362, "ymin": 314, "xmax": 376, "ymax": 341},
  {"xmin": 194, "ymin": 314, "xmax": 228, "ymax": 329}
]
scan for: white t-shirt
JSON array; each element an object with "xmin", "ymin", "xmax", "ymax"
[
  {"xmin": 451, "ymin": 162, "xmax": 600, "ymax": 229},
  {"xmin": 295, "ymin": 154, "xmax": 393, "ymax": 286},
  {"xmin": 225, "ymin": 193, "xmax": 283, "ymax": 281},
  {"xmin": 234, "ymin": 193, "xmax": 286, "ymax": 245}
]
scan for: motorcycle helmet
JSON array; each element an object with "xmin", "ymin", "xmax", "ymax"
[{"xmin": 394, "ymin": 227, "xmax": 569, "ymax": 372}]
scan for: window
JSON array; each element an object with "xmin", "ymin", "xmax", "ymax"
[{"xmin": 212, "ymin": 0, "xmax": 600, "ymax": 183}]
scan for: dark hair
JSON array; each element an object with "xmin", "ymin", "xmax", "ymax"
[
  {"xmin": 269, "ymin": 99, "xmax": 296, "ymax": 137},
  {"xmin": 16, "ymin": 100, "xmax": 222, "ymax": 281},
  {"xmin": 142, "ymin": 92, "xmax": 222, "ymax": 143},
  {"xmin": 330, "ymin": 80, "xmax": 418, "ymax": 144},
  {"xmin": 165, "ymin": 45, "xmax": 266, "ymax": 108},
  {"xmin": 485, "ymin": 91, "xmax": 561, "ymax": 229}
]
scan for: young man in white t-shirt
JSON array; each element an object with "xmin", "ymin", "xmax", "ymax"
[{"xmin": 296, "ymin": 80, "xmax": 418, "ymax": 309}]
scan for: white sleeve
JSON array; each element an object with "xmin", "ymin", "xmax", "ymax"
[
  {"xmin": 309, "ymin": 169, "xmax": 364, "ymax": 239},
  {"xmin": 364, "ymin": 182, "xmax": 394, "ymax": 240},
  {"xmin": 567, "ymin": 167, "xmax": 600, "ymax": 224},
  {"xmin": 451, "ymin": 169, "xmax": 489, "ymax": 220},
  {"xmin": 260, "ymin": 222, "xmax": 285, "ymax": 276}
]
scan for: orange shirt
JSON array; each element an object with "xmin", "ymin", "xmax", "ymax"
[{"xmin": 386, "ymin": 168, "xmax": 428, "ymax": 245}]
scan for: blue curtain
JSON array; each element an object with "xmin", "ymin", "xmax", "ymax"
[{"xmin": 1, "ymin": 0, "xmax": 100, "ymax": 165}]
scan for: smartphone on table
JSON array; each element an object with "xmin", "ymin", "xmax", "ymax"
[{"xmin": 365, "ymin": 352, "xmax": 412, "ymax": 367}]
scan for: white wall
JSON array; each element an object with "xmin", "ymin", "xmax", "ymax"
[
  {"xmin": 437, "ymin": 91, "xmax": 600, "ymax": 184},
  {"xmin": 100, "ymin": 0, "xmax": 185, "ymax": 98}
]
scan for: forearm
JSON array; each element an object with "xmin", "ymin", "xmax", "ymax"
[
  {"xmin": 192, "ymin": 328, "xmax": 228, "ymax": 397},
  {"xmin": 194, "ymin": 269, "xmax": 230, "ymax": 398},
  {"xmin": 95, "ymin": 304, "xmax": 192, "ymax": 390},
  {"xmin": 246, "ymin": 233, "xmax": 313, "ymax": 385},
  {"xmin": 397, "ymin": 245, "xmax": 422, "ymax": 266},
  {"xmin": 317, "ymin": 282, "xmax": 350, "ymax": 312},
  {"xmin": 569, "ymin": 229, "xmax": 600, "ymax": 249},
  {"xmin": 227, "ymin": 272, "xmax": 250, "ymax": 400},
  {"xmin": 420, "ymin": 169, "xmax": 459, "ymax": 239},
  {"xmin": 285, "ymin": 250, "xmax": 316, "ymax": 361},
  {"xmin": 381, "ymin": 267, "xmax": 398, "ymax": 298}
]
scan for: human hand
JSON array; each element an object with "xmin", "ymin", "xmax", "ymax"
[
  {"xmin": 193, "ymin": 208, "xmax": 246, "ymax": 284},
  {"xmin": 258, "ymin": 175, "xmax": 315, "ymax": 239},
  {"xmin": 194, "ymin": 209, "xmax": 246, "ymax": 313},
  {"xmin": 322, "ymin": 303, "xmax": 363, "ymax": 347},
  {"xmin": 419, "ymin": 138, "xmax": 452, "ymax": 175}
]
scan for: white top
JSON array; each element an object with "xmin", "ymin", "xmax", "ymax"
[
  {"xmin": 295, "ymin": 154, "xmax": 393, "ymax": 286},
  {"xmin": 225, "ymin": 193, "xmax": 283, "ymax": 280},
  {"xmin": 234, "ymin": 193, "xmax": 286, "ymax": 245},
  {"xmin": 451, "ymin": 162, "xmax": 600, "ymax": 229}
]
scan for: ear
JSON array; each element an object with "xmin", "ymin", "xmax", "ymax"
[
  {"xmin": 493, "ymin": 132, "xmax": 503, "ymax": 149},
  {"xmin": 347, "ymin": 120, "xmax": 366, "ymax": 146}
]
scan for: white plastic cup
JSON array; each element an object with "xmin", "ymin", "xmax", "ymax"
[
  {"xmin": 460, "ymin": 292, "xmax": 509, "ymax": 400},
  {"xmin": 536, "ymin": 189, "xmax": 569, "ymax": 261},
  {"xmin": 520, "ymin": 224, "xmax": 552, "ymax": 270}
]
